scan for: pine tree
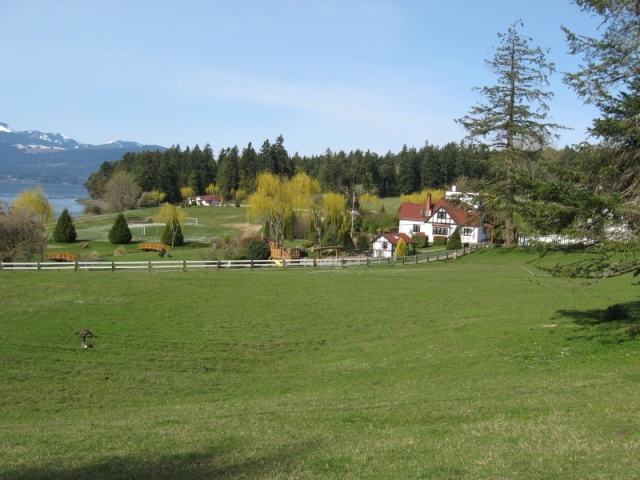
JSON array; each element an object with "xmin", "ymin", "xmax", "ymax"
[
  {"xmin": 108, "ymin": 213, "xmax": 132, "ymax": 244},
  {"xmin": 161, "ymin": 222, "xmax": 184, "ymax": 247},
  {"xmin": 53, "ymin": 208, "xmax": 77, "ymax": 243}
]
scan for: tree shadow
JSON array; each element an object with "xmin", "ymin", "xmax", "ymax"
[
  {"xmin": 2, "ymin": 440, "xmax": 320, "ymax": 480},
  {"xmin": 554, "ymin": 300, "xmax": 640, "ymax": 343}
]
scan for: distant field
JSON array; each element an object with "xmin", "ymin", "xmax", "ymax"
[{"xmin": 1, "ymin": 248, "xmax": 638, "ymax": 479}]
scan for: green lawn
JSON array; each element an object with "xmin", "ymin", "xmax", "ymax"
[{"xmin": 1, "ymin": 248, "xmax": 638, "ymax": 479}]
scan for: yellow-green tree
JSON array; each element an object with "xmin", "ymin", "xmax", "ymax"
[
  {"xmin": 180, "ymin": 186, "xmax": 195, "ymax": 204},
  {"xmin": 12, "ymin": 186, "xmax": 54, "ymax": 223},
  {"xmin": 323, "ymin": 192, "xmax": 346, "ymax": 228},
  {"xmin": 155, "ymin": 204, "xmax": 187, "ymax": 248},
  {"xmin": 400, "ymin": 189, "xmax": 444, "ymax": 205},
  {"xmin": 246, "ymin": 172, "xmax": 292, "ymax": 246},
  {"xmin": 205, "ymin": 184, "xmax": 219, "ymax": 196},
  {"xmin": 395, "ymin": 237, "xmax": 407, "ymax": 257},
  {"xmin": 289, "ymin": 173, "xmax": 324, "ymax": 244},
  {"xmin": 151, "ymin": 190, "xmax": 166, "ymax": 205}
]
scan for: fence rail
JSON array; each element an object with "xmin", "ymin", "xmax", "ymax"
[{"xmin": 1, "ymin": 243, "xmax": 491, "ymax": 272}]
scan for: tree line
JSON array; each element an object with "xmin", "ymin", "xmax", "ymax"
[{"xmin": 84, "ymin": 135, "xmax": 505, "ymax": 204}]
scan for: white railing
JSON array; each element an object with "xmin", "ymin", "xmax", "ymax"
[{"xmin": 1, "ymin": 243, "xmax": 492, "ymax": 272}]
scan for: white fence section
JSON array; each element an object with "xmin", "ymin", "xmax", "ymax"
[{"xmin": 1, "ymin": 243, "xmax": 492, "ymax": 272}]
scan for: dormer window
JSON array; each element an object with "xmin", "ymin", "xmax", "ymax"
[
  {"xmin": 420, "ymin": 209, "xmax": 426, "ymax": 217},
  {"xmin": 437, "ymin": 211, "xmax": 447, "ymax": 219}
]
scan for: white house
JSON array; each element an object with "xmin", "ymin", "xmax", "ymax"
[
  {"xmin": 398, "ymin": 193, "xmax": 490, "ymax": 245},
  {"xmin": 188, "ymin": 194, "xmax": 222, "ymax": 206},
  {"xmin": 371, "ymin": 232, "xmax": 416, "ymax": 258}
]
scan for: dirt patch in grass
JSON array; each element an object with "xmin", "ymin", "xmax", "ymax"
[{"xmin": 225, "ymin": 223, "xmax": 261, "ymax": 239}]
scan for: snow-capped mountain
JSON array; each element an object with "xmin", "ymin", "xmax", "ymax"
[{"xmin": 0, "ymin": 122, "xmax": 165, "ymax": 183}]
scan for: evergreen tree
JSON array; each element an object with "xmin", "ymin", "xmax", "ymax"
[
  {"xmin": 108, "ymin": 213, "xmax": 132, "ymax": 244},
  {"xmin": 53, "ymin": 208, "xmax": 77, "ymax": 243},
  {"xmin": 216, "ymin": 146, "xmax": 239, "ymax": 201},
  {"xmin": 456, "ymin": 20, "xmax": 564, "ymax": 246},
  {"xmin": 446, "ymin": 227, "xmax": 462, "ymax": 250},
  {"xmin": 395, "ymin": 237, "xmax": 407, "ymax": 257},
  {"xmin": 161, "ymin": 222, "xmax": 184, "ymax": 247}
]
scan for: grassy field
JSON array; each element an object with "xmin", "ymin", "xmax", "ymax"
[{"xmin": 1, "ymin": 248, "xmax": 639, "ymax": 479}]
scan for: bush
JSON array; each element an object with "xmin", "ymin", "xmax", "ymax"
[
  {"xmin": 395, "ymin": 238, "xmax": 407, "ymax": 257},
  {"xmin": 53, "ymin": 208, "xmax": 77, "ymax": 243},
  {"xmin": 414, "ymin": 235, "xmax": 429, "ymax": 248},
  {"xmin": 108, "ymin": 213, "xmax": 132, "ymax": 244},
  {"xmin": 161, "ymin": 222, "xmax": 184, "ymax": 247},
  {"xmin": 246, "ymin": 239, "xmax": 271, "ymax": 260},
  {"xmin": 113, "ymin": 246, "xmax": 128, "ymax": 256},
  {"xmin": 356, "ymin": 234, "xmax": 370, "ymax": 251},
  {"xmin": 433, "ymin": 236, "xmax": 447, "ymax": 246},
  {"xmin": 446, "ymin": 227, "xmax": 462, "ymax": 250}
]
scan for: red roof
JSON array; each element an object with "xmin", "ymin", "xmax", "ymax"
[
  {"xmin": 398, "ymin": 199, "xmax": 483, "ymax": 227},
  {"xmin": 189, "ymin": 194, "xmax": 222, "ymax": 203},
  {"xmin": 377, "ymin": 232, "xmax": 416, "ymax": 245}
]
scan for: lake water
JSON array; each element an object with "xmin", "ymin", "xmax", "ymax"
[{"xmin": 0, "ymin": 181, "xmax": 88, "ymax": 218}]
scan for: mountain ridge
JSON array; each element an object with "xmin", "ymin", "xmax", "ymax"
[{"xmin": 0, "ymin": 122, "xmax": 166, "ymax": 184}]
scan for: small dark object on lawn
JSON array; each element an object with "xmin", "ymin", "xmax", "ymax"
[{"xmin": 75, "ymin": 329, "xmax": 95, "ymax": 341}]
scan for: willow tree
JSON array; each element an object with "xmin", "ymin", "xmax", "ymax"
[
  {"xmin": 180, "ymin": 186, "xmax": 195, "ymax": 204},
  {"xmin": 456, "ymin": 21, "xmax": 564, "ymax": 246},
  {"xmin": 12, "ymin": 186, "xmax": 54, "ymax": 223},
  {"xmin": 155, "ymin": 204, "xmax": 186, "ymax": 248},
  {"xmin": 246, "ymin": 172, "xmax": 292, "ymax": 246},
  {"xmin": 289, "ymin": 173, "xmax": 324, "ymax": 245}
]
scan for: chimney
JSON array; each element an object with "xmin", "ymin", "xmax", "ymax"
[{"xmin": 426, "ymin": 193, "xmax": 432, "ymax": 216}]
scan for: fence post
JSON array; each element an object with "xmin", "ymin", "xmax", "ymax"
[
  {"xmin": 148, "ymin": 261, "xmax": 152, "ymax": 272},
  {"xmin": 112, "ymin": 262, "xmax": 115, "ymax": 272},
  {"xmin": 250, "ymin": 259, "xmax": 254, "ymax": 270},
  {"xmin": 38, "ymin": 262, "xmax": 41, "ymax": 271},
  {"xmin": 74, "ymin": 262, "xmax": 79, "ymax": 272},
  {"xmin": 217, "ymin": 260, "xmax": 221, "ymax": 270},
  {"xmin": 183, "ymin": 260, "xmax": 187, "ymax": 272}
]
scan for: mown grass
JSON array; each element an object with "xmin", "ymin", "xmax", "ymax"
[{"xmin": 1, "ymin": 248, "xmax": 639, "ymax": 479}]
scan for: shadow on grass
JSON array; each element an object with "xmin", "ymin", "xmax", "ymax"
[
  {"xmin": 555, "ymin": 300, "xmax": 640, "ymax": 343},
  {"xmin": 2, "ymin": 440, "xmax": 319, "ymax": 480}
]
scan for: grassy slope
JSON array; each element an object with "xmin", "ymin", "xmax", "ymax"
[{"xmin": 1, "ymin": 249, "xmax": 639, "ymax": 479}]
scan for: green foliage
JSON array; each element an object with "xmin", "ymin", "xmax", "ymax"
[
  {"xmin": 161, "ymin": 222, "xmax": 184, "ymax": 247},
  {"xmin": 1, "ymin": 250, "xmax": 639, "ymax": 479},
  {"xmin": 108, "ymin": 213, "xmax": 132, "ymax": 244},
  {"xmin": 414, "ymin": 235, "xmax": 429, "ymax": 248},
  {"xmin": 355, "ymin": 233, "xmax": 370, "ymax": 251},
  {"xmin": 245, "ymin": 239, "xmax": 271, "ymax": 260},
  {"xmin": 322, "ymin": 225, "xmax": 338, "ymax": 247},
  {"xmin": 337, "ymin": 222, "xmax": 355, "ymax": 252},
  {"xmin": 433, "ymin": 236, "xmax": 447, "ymax": 246},
  {"xmin": 52, "ymin": 208, "xmax": 77, "ymax": 243},
  {"xmin": 446, "ymin": 227, "xmax": 462, "ymax": 250}
]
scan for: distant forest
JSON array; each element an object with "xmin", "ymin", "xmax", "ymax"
[{"xmin": 85, "ymin": 134, "xmax": 579, "ymax": 204}]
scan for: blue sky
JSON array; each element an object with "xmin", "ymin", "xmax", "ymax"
[{"xmin": 1, "ymin": 1, "xmax": 603, "ymax": 156}]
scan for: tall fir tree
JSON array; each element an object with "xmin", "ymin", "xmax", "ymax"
[
  {"xmin": 53, "ymin": 208, "xmax": 77, "ymax": 243},
  {"xmin": 456, "ymin": 20, "xmax": 564, "ymax": 246}
]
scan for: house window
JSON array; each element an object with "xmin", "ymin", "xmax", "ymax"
[
  {"xmin": 382, "ymin": 242, "xmax": 388, "ymax": 249},
  {"xmin": 433, "ymin": 227, "xmax": 448, "ymax": 236},
  {"xmin": 463, "ymin": 227, "xmax": 473, "ymax": 236},
  {"xmin": 412, "ymin": 224, "xmax": 420, "ymax": 233},
  {"xmin": 437, "ymin": 211, "xmax": 447, "ymax": 219},
  {"xmin": 420, "ymin": 209, "xmax": 426, "ymax": 217}
]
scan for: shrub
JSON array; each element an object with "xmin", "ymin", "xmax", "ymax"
[
  {"xmin": 446, "ymin": 227, "xmax": 462, "ymax": 250},
  {"xmin": 108, "ymin": 213, "xmax": 132, "ymax": 244},
  {"xmin": 433, "ymin": 236, "xmax": 447, "ymax": 246},
  {"xmin": 414, "ymin": 235, "xmax": 429, "ymax": 248},
  {"xmin": 161, "ymin": 222, "xmax": 184, "ymax": 247},
  {"xmin": 356, "ymin": 234, "xmax": 370, "ymax": 251},
  {"xmin": 246, "ymin": 239, "xmax": 271, "ymax": 260},
  {"xmin": 395, "ymin": 238, "xmax": 407, "ymax": 257},
  {"xmin": 113, "ymin": 246, "xmax": 128, "ymax": 256},
  {"xmin": 53, "ymin": 208, "xmax": 77, "ymax": 243}
]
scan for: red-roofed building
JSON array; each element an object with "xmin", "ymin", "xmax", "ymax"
[
  {"xmin": 188, "ymin": 194, "xmax": 222, "ymax": 206},
  {"xmin": 371, "ymin": 232, "xmax": 416, "ymax": 258},
  {"xmin": 398, "ymin": 193, "xmax": 490, "ymax": 245}
]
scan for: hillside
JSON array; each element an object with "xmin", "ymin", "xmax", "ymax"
[{"xmin": 0, "ymin": 122, "xmax": 165, "ymax": 184}]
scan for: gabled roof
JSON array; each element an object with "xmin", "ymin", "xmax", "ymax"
[
  {"xmin": 375, "ymin": 232, "xmax": 416, "ymax": 245},
  {"xmin": 189, "ymin": 194, "xmax": 222, "ymax": 202},
  {"xmin": 399, "ymin": 199, "xmax": 483, "ymax": 227}
]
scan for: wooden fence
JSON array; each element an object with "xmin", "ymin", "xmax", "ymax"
[{"xmin": 0, "ymin": 243, "xmax": 491, "ymax": 272}]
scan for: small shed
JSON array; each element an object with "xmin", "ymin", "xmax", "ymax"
[{"xmin": 371, "ymin": 233, "xmax": 416, "ymax": 258}]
